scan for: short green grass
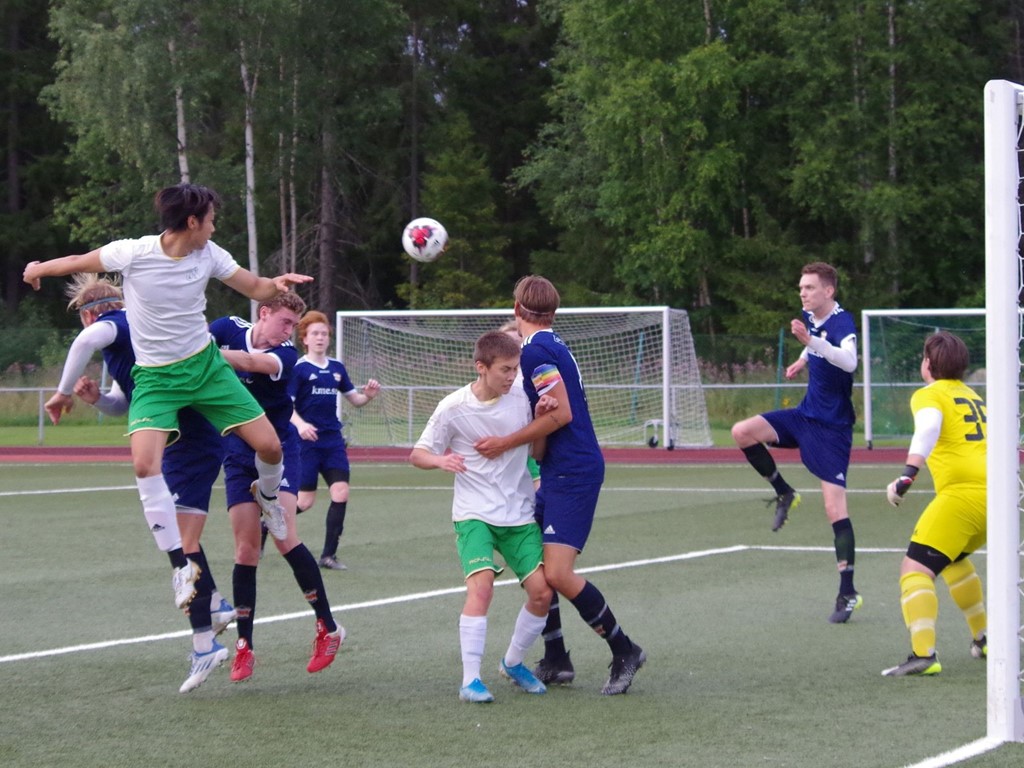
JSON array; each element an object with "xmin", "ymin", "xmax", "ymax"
[{"xmin": 0, "ymin": 461, "xmax": 1020, "ymax": 767}]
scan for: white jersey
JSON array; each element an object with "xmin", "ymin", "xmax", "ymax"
[
  {"xmin": 99, "ymin": 235, "xmax": 240, "ymax": 366},
  {"xmin": 415, "ymin": 383, "xmax": 535, "ymax": 527}
]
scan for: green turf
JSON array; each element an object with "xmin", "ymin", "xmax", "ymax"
[{"xmin": 0, "ymin": 461, "xmax": 1020, "ymax": 767}]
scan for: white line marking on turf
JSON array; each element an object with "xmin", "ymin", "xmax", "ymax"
[
  {"xmin": 901, "ymin": 737, "xmax": 1004, "ymax": 768},
  {"xmin": 0, "ymin": 484, "xmax": 907, "ymax": 498},
  {"xmin": 0, "ymin": 545, "xmax": 750, "ymax": 664}
]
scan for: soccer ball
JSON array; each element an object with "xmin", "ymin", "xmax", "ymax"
[{"xmin": 402, "ymin": 217, "xmax": 448, "ymax": 263}]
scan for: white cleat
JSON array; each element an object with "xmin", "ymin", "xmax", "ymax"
[
  {"xmin": 250, "ymin": 481, "xmax": 287, "ymax": 540},
  {"xmin": 211, "ymin": 599, "xmax": 237, "ymax": 636},
  {"xmin": 179, "ymin": 641, "xmax": 229, "ymax": 693},
  {"xmin": 172, "ymin": 559, "xmax": 200, "ymax": 609}
]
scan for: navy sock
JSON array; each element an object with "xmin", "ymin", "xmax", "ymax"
[
  {"xmin": 322, "ymin": 501, "xmax": 347, "ymax": 559},
  {"xmin": 832, "ymin": 518, "xmax": 856, "ymax": 594},
  {"xmin": 284, "ymin": 543, "xmax": 337, "ymax": 632},
  {"xmin": 232, "ymin": 563, "xmax": 258, "ymax": 646},
  {"xmin": 190, "ymin": 546, "xmax": 218, "ymax": 596},
  {"xmin": 541, "ymin": 594, "xmax": 568, "ymax": 660},
  {"xmin": 185, "ymin": 549, "xmax": 212, "ymax": 632},
  {"xmin": 167, "ymin": 547, "xmax": 187, "ymax": 570},
  {"xmin": 569, "ymin": 581, "xmax": 632, "ymax": 656},
  {"xmin": 741, "ymin": 444, "xmax": 793, "ymax": 495}
]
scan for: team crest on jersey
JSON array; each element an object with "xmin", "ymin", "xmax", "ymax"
[{"xmin": 333, "ymin": 373, "xmax": 341, "ymax": 382}]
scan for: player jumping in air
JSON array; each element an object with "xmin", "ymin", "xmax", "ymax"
[{"xmin": 731, "ymin": 262, "xmax": 861, "ymax": 624}]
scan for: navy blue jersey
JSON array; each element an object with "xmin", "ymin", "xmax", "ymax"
[
  {"xmin": 797, "ymin": 304, "xmax": 857, "ymax": 428},
  {"xmin": 96, "ymin": 309, "xmax": 136, "ymax": 399},
  {"xmin": 289, "ymin": 356, "xmax": 355, "ymax": 432},
  {"xmin": 210, "ymin": 315, "xmax": 298, "ymax": 434},
  {"xmin": 520, "ymin": 329, "xmax": 604, "ymax": 482}
]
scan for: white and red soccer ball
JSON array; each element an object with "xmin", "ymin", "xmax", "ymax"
[{"xmin": 402, "ymin": 217, "xmax": 448, "ymax": 263}]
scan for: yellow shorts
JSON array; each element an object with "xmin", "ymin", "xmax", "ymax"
[{"xmin": 910, "ymin": 486, "xmax": 986, "ymax": 561}]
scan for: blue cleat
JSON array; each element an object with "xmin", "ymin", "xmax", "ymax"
[
  {"xmin": 499, "ymin": 658, "xmax": 547, "ymax": 694},
  {"xmin": 459, "ymin": 678, "xmax": 495, "ymax": 703}
]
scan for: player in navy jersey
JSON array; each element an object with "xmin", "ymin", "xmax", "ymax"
[
  {"xmin": 210, "ymin": 293, "xmax": 344, "ymax": 682},
  {"xmin": 731, "ymin": 262, "xmax": 862, "ymax": 623},
  {"xmin": 475, "ymin": 275, "xmax": 646, "ymax": 695},
  {"xmin": 289, "ymin": 310, "xmax": 380, "ymax": 570},
  {"xmin": 47, "ymin": 274, "xmax": 236, "ymax": 692}
]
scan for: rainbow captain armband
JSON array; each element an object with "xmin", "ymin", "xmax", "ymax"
[{"xmin": 530, "ymin": 363, "xmax": 562, "ymax": 395}]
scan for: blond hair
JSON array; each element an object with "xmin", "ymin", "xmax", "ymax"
[{"xmin": 64, "ymin": 273, "xmax": 123, "ymax": 314}]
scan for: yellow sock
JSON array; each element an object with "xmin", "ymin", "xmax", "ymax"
[
  {"xmin": 900, "ymin": 571, "xmax": 938, "ymax": 658},
  {"xmin": 942, "ymin": 559, "xmax": 986, "ymax": 641}
]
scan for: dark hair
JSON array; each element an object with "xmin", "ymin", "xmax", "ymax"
[
  {"xmin": 802, "ymin": 262, "xmax": 839, "ymax": 292},
  {"xmin": 514, "ymin": 275, "xmax": 559, "ymax": 326},
  {"xmin": 474, "ymin": 331, "xmax": 521, "ymax": 367},
  {"xmin": 924, "ymin": 331, "xmax": 970, "ymax": 381},
  {"xmin": 154, "ymin": 183, "xmax": 222, "ymax": 231}
]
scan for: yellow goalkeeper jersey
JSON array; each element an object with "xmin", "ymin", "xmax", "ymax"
[{"xmin": 910, "ymin": 378, "xmax": 986, "ymax": 493}]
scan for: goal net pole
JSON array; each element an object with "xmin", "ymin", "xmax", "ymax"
[{"xmin": 984, "ymin": 78, "xmax": 1024, "ymax": 743}]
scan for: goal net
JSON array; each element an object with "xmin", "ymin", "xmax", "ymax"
[
  {"xmin": 334, "ymin": 307, "xmax": 712, "ymax": 449},
  {"xmin": 983, "ymin": 79, "xmax": 1024, "ymax": 743},
  {"xmin": 861, "ymin": 309, "xmax": 985, "ymax": 445}
]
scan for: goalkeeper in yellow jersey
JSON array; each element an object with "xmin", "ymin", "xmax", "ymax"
[{"xmin": 882, "ymin": 331, "xmax": 987, "ymax": 677}]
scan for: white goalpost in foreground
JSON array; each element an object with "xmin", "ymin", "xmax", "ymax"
[{"xmin": 984, "ymin": 78, "xmax": 1024, "ymax": 743}]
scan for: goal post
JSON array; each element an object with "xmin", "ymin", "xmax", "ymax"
[
  {"xmin": 983, "ymin": 78, "xmax": 1024, "ymax": 743},
  {"xmin": 333, "ymin": 307, "xmax": 712, "ymax": 450},
  {"xmin": 860, "ymin": 308, "xmax": 986, "ymax": 447}
]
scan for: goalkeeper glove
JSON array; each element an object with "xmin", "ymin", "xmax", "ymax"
[{"xmin": 886, "ymin": 464, "xmax": 919, "ymax": 507}]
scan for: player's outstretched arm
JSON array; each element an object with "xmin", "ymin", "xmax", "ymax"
[
  {"xmin": 24, "ymin": 251, "xmax": 104, "ymax": 289},
  {"xmin": 222, "ymin": 268, "xmax": 313, "ymax": 301}
]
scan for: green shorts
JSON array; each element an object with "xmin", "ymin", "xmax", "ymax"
[
  {"xmin": 527, "ymin": 455, "xmax": 541, "ymax": 482},
  {"xmin": 128, "ymin": 341, "xmax": 265, "ymax": 440},
  {"xmin": 453, "ymin": 519, "xmax": 544, "ymax": 582}
]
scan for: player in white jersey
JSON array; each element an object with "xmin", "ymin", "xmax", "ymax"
[
  {"xmin": 23, "ymin": 183, "xmax": 311, "ymax": 623},
  {"xmin": 410, "ymin": 331, "xmax": 554, "ymax": 703}
]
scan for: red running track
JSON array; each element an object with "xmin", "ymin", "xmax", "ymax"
[{"xmin": 0, "ymin": 445, "xmax": 906, "ymax": 465}]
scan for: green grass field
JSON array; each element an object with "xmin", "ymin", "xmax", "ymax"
[{"xmin": 1, "ymin": 460, "xmax": 1021, "ymax": 768}]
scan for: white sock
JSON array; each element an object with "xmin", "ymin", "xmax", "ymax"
[
  {"xmin": 503, "ymin": 605, "xmax": 547, "ymax": 667},
  {"xmin": 136, "ymin": 475, "xmax": 182, "ymax": 551},
  {"xmin": 192, "ymin": 630, "xmax": 214, "ymax": 654},
  {"xmin": 459, "ymin": 614, "xmax": 487, "ymax": 686},
  {"xmin": 254, "ymin": 455, "xmax": 284, "ymax": 498}
]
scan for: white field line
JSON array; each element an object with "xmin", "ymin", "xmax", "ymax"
[
  {"xmin": 901, "ymin": 737, "xmax": 1004, "ymax": 768},
  {"xmin": 0, "ymin": 536, "xmax": 997, "ymax": 768},
  {"xmin": 0, "ymin": 484, "xmax": 903, "ymax": 498},
  {"xmin": 0, "ymin": 544, "xmax": 750, "ymax": 665}
]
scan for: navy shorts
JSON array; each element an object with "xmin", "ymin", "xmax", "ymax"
[
  {"xmin": 534, "ymin": 477, "xmax": 602, "ymax": 552},
  {"xmin": 165, "ymin": 408, "xmax": 225, "ymax": 513},
  {"xmin": 298, "ymin": 430, "xmax": 350, "ymax": 491},
  {"xmin": 762, "ymin": 409, "xmax": 852, "ymax": 487},
  {"xmin": 224, "ymin": 428, "xmax": 301, "ymax": 508}
]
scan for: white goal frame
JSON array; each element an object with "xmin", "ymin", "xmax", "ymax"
[
  {"xmin": 984, "ymin": 78, "xmax": 1024, "ymax": 743},
  {"xmin": 333, "ymin": 307, "xmax": 711, "ymax": 449}
]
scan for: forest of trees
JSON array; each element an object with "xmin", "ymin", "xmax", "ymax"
[{"xmin": 2, "ymin": 0, "xmax": 1023, "ymax": 368}]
